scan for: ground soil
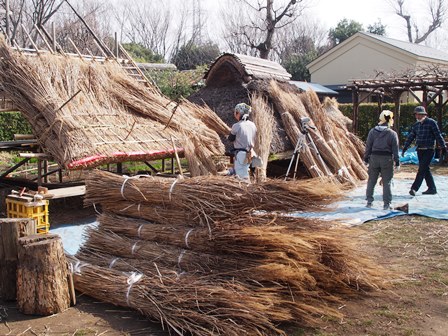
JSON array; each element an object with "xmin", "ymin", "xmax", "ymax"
[{"xmin": 1, "ymin": 166, "xmax": 447, "ymax": 336}]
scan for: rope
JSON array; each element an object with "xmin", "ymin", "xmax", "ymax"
[
  {"xmin": 169, "ymin": 179, "xmax": 178, "ymax": 201},
  {"xmin": 131, "ymin": 242, "xmax": 138, "ymax": 255},
  {"xmin": 184, "ymin": 229, "xmax": 194, "ymax": 248},
  {"xmin": 137, "ymin": 225, "xmax": 144, "ymax": 238},
  {"xmin": 126, "ymin": 272, "xmax": 143, "ymax": 305}
]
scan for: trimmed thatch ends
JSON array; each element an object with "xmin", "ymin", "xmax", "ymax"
[{"xmin": 204, "ymin": 53, "xmax": 291, "ymax": 87}]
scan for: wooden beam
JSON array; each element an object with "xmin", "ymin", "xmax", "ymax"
[
  {"xmin": 46, "ymin": 186, "xmax": 86, "ymax": 199},
  {"xmin": 1, "ymin": 157, "xmax": 31, "ymax": 178}
]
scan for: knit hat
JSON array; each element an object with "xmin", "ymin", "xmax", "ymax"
[
  {"xmin": 379, "ymin": 110, "xmax": 394, "ymax": 127},
  {"xmin": 414, "ymin": 106, "xmax": 427, "ymax": 115}
]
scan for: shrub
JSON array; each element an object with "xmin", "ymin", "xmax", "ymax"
[{"xmin": 0, "ymin": 112, "xmax": 32, "ymax": 141}]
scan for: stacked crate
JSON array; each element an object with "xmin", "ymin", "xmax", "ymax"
[{"xmin": 6, "ymin": 195, "xmax": 49, "ymax": 234}]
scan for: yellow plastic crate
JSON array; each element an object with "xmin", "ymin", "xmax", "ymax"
[{"xmin": 6, "ymin": 196, "xmax": 49, "ymax": 234}]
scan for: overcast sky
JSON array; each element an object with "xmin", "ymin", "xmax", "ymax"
[{"xmin": 198, "ymin": 0, "xmax": 446, "ymax": 47}]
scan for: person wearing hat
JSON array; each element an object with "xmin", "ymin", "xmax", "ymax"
[
  {"xmin": 227, "ymin": 103, "xmax": 257, "ymax": 182},
  {"xmin": 402, "ymin": 106, "xmax": 447, "ymax": 195},
  {"xmin": 364, "ymin": 110, "xmax": 400, "ymax": 210}
]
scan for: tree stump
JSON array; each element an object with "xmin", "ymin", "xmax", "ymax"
[
  {"xmin": 0, "ymin": 218, "xmax": 36, "ymax": 301},
  {"xmin": 17, "ymin": 234, "xmax": 70, "ymax": 315}
]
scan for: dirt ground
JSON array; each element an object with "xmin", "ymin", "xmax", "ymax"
[{"xmin": 1, "ymin": 166, "xmax": 447, "ymax": 336}]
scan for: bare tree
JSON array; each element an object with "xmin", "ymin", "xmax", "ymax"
[
  {"xmin": 275, "ymin": 17, "xmax": 326, "ymax": 60},
  {"xmin": 222, "ymin": 0, "xmax": 305, "ymax": 59},
  {"xmin": 389, "ymin": 0, "xmax": 448, "ymax": 43},
  {"xmin": 116, "ymin": 0, "xmax": 171, "ymax": 57},
  {"xmin": 54, "ymin": 0, "xmax": 112, "ymax": 55}
]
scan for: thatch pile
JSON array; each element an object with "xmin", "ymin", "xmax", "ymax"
[
  {"xmin": 71, "ymin": 170, "xmax": 388, "ymax": 335},
  {"xmin": 266, "ymin": 81, "xmax": 367, "ymax": 184},
  {"xmin": 0, "ymin": 37, "xmax": 229, "ymax": 174}
]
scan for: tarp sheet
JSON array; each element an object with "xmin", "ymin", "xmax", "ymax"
[{"xmin": 292, "ymin": 175, "xmax": 448, "ymax": 225}]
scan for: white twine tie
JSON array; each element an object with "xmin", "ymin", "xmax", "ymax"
[{"xmin": 125, "ymin": 272, "xmax": 143, "ymax": 305}]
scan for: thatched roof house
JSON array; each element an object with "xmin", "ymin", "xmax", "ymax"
[
  {"xmin": 189, "ymin": 53, "xmax": 294, "ymax": 154},
  {"xmin": 189, "ymin": 53, "xmax": 367, "ymax": 183}
]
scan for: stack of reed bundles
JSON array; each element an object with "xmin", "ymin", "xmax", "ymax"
[
  {"xmin": 267, "ymin": 80, "xmax": 367, "ymax": 184},
  {"xmin": 84, "ymin": 170, "xmax": 342, "ymax": 225},
  {"xmin": 72, "ymin": 169, "xmax": 388, "ymax": 335},
  {"xmin": 0, "ymin": 37, "xmax": 229, "ymax": 174}
]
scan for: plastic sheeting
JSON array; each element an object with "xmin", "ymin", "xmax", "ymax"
[{"xmin": 292, "ymin": 175, "xmax": 448, "ymax": 225}]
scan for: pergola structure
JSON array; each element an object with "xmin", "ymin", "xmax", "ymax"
[{"xmin": 347, "ymin": 76, "xmax": 448, "ymax": 134}]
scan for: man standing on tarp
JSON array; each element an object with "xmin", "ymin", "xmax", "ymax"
[
  {"xmin": 227, "ymin": 103, "xmax": 257, "ymax": 182},
  {"xmin": 364, "ymin": 110, "xmax": 400, "ymax": 210},
  {"xmin": 402, "ymin": 106, "xmax": 447, "ymax": 196}
]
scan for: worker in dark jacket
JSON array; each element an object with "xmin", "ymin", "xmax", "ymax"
[
  {"xmin": 364, "ymin": 110, "xmax": 400, "ymax": 210},
  {"xmin": 402, "ymin": 106, "xmax": 447, "ymax": 196}
]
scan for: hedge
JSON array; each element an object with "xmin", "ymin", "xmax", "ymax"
[
  {"xmin": 0, "ymin": 112, "xmax": 32, "ymax": 141},
  {"xmin": 338, "ymin": 103, "xmax": 448, "ymax": 143}
]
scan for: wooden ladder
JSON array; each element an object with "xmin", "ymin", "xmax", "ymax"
[{"xmin": 118, "ymin": 44, "xmax": 161, "ymax": 95}]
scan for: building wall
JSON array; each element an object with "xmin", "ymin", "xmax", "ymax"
[{"xmin": 309, "ymin": 38, "xmax": 417, "ymax": 85}]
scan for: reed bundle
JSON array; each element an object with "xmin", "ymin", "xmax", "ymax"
[
  {"xmin": 80, "ymin": 227, "xmax": 250, "ymax": 272},
  {"xmin": 0, "ymin": 38, "xmax": 225, "ymax": 174},
  {"xmin": 266, "ymin": 80, "xmax": 367, "ymax": 182},
  {"xmin": 67, "ymin": 255, "xmax": 287, "ymax": 336},
  {"xmin": 251, "ymin": 92, "xmax": 275, "ymax": 181},
  {"xmin": 94, "ymin": 212, "xmax": 382, "ymax": 291},
  {"xmin": 84, "ymin": 170, "xmax": 342, "ymax": 225},
  {"xmin": 75, "ymin": 247, "xmax": 344, "ymax": 326}
]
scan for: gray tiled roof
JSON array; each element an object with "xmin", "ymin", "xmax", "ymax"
[
  {"xmin": 362, "ymin": 32, "xmax": 448, "ymax": 62},
  {"xmin": 289, "ymin": 81, "xmax": 338, "ymax": 95}
]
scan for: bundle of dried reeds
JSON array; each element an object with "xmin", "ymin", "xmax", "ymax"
[
  {"xmin": 266, "ymin": 80, "xmax": 367, "ymax": 182},
  {"xmin": 91, "ymin": 212, "xmax": 383, "ymax": 291},
  {"xmin": 0, "ymin": 38, "xmax": 225, "ymax": 175},
  {"xmin": 251, "ymin": 92, "xmax": 275, "ymax": 181},
  {"xmin": 67, "ymin": 255, "xmax": 288, "ymax": 336},
  {"xmin": 84, "ymin": 170, "xmax": 342, "ymax": 225}
]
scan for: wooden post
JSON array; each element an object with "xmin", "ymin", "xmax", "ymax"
[
  {"xmin": 16, "ymin": 234, "xmax": 70, "ymax": 315},
  {"xmin": 0, "ymin": 218, "xmax": 36, "ymax": 301}
]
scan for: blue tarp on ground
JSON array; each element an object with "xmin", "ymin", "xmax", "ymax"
[
  {"xmin": 400, "ymin": 146, "xmax": 443, "ymax": 165},
  {"xmin": 291, "ymin": 175, "xmax": 448, "ymax": 225}
]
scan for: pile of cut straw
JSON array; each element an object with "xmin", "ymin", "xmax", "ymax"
[
  {"xmin": 267, "ymin": 81, "xmax": 367, "ymax": 184},
  {"xmin": 72, "ymin": 170, "xmax": 388, "ymax": 335}
]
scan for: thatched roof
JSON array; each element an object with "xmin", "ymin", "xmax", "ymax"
[
  {"xmin": 0, "ymin": 38, "xmax": 229, "ymax": 174},
  {"xmin": 189, "ymin": 80, "xmax": 297, "ymax": 154},
  {"xmin": 204, "ymin": 53, "xmax": 291, "ymax": 87}
]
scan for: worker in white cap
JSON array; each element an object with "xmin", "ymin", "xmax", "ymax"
[{"xmin": 227, "ymin": 103, "xmax": 257, "ymax": 182}]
